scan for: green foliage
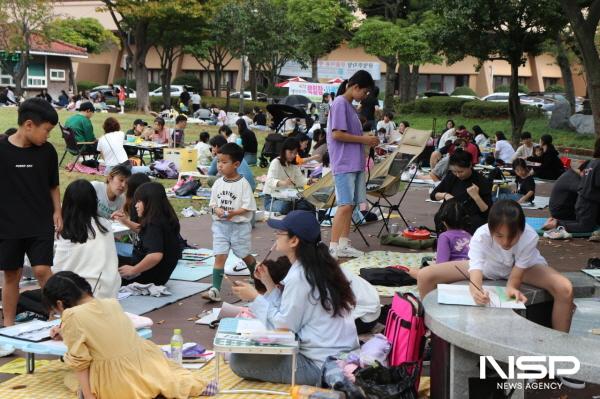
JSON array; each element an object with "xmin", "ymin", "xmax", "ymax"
[
  {"xmin": 395, "ymin": 96, "xmax": 473, "ymax": 115},
  {"xmin": 77, "ymin": 80, "xmax": 101, "ymax": 91},
  {"xmin": 51, "ymin": 18, "xmax": 119, "ymax": 54},
  {"xmin": 351, "ymin": 18, "xmax": 402, "ymax": 60},
  {"xmin": 494, "ymin": 84, "xmax": 530, "ymax": 94},
  {"xmin": 172, "ymin": 74, "xmax": 203, "ymax": 92},
  {"xmin": 106, "ymin": 96, "xmax": 264, "ymax": 113},
  {"xmin": 114, "ymin": 77, "xmax": 135, "ymax": 90},
  {"xmin": 451, "ymin": 86, "xmax": 476, "ymax": 96},
  {"xmin": 461, "ymin": 101, "xmax": 543, "ymax": 119},
  {"xmin": 545, "ymin": 84, "xmax": 565, "ymax": 93}
]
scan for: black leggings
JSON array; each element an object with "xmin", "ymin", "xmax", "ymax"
[{"xmin": 559, "ymin": 196, "xmax": 600, "ymax": 233}]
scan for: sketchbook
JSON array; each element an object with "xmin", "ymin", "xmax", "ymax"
[
  {"xmin": 437, "ymin": 284, "xmax": 526, "ymax": 309},
  {"xmin": 0, "ymin": 319, "xmax": 60, "ymax": 342}
]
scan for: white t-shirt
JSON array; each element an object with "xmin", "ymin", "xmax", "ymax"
[
  {"xmin": 191, "ymin": 93, "xmax": 201, "ymax": 105},
  {"xmin": 53, "ymin": 218, "xmax": 120, "ymax": 299},
  {"xmin": 195, "ymin": 141, "xmax": 212, "ymax": 166},
  {"xmin": 97, "ymin": 131, "xmax": 128, "ymax": 167},
  {"xmin": 495, "ymin": 140, "xmax": 516, "ymax": 163},
  {"xmin": 91, "ymin": 181, "xmax": 125, "ymax": 219},
  {"xmin": 210, "ymin": 176, "xmax": 257, "ymax": 223},
  {"xmin": 468, "ymin": 224, "xmax": 547, "ymax": 280},
  {"xmin": 438, "ymin": 128, "xmax": 457, "ymax": 149},
  {"xmin": 341, "ymin": 269, "xmax": 380, "ymax": 323},
  {"xmin": 376, "ymin": 120, "xmax": 396, "ymax": 137}
]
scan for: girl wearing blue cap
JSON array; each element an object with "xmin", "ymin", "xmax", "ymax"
[{"xmin": 231, "ymin": 210, "xmax": 359, "ymax": 385}]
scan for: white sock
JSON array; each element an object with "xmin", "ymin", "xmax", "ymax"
[
  {"xmin": 330, "ymin": 242, "xmax": 338, "ymax": 249},
  {"xmin": 339, "ymin": 237, "xmax": 349, "ymax": 248}
]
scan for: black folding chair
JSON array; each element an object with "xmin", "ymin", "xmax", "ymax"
[{"xmin": 58, "ymin": 123, "xmax": 99, "ymax": 172}]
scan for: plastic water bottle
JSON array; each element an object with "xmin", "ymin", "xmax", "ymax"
[{"xmin": 170, "ymin": 328, "xmax": 183, "ymax": 364}]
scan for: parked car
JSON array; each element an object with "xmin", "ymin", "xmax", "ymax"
[
  {"xmin": 89, "ymin": 85, "xmax": 136, "ymax": 99},
  {"xmin": 230, "ymin": 91, "xmax": 268, "ymax": 102},
  {"xmin": 149, "ymin": 85, "xmax": 195, "ymax": 97},
  {"xmin": 481, "ymin": 92, "xmax": 529, "ymax": 102}
]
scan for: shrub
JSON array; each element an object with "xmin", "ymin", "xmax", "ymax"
[
  {"xmin": 106, "ymin": 95, "xmax": 264, "ymax": 113},
  {"xmin": 545, "ymin": 84, "xmax": 565, "ymax": 93},
  {"xmin": 494, "ymin": 84, "xmax": 530, "ymax": 94},
  {"xmin": 395, "ymin": 100, "xmax": 415, "ymax": 114},
  {"xmin": 173, "ymin": 73, "xmax": 203, "ymax": 92},
  {"xmin": 451, "ymin": 86, "xmax": 477, "ymax": 96},
  {"xmin": 394, "ymin": 96, "xmax": 473, "ymax": 115},
  {"xmin": 114, "ymin": 77, "xmax": 135, "ymax": 90},
  {"xmin": 461, "ymin": 101, "xmax": 543, "ymax": 119},
  {"xmin": 77, "ymin": 80, "xmax": 101, "ymax": 92}
]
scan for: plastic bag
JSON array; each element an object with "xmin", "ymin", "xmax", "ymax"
[
  {"xmin": 354, "ymin": 362, "xmax": 419, "ymax": 399},
  {"xmin": 321, "ymin": 356, "xmax": 365, "ymax": 399}
]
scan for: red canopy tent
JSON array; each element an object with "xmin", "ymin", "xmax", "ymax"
[
  {"xmin": 327, "ymin": 77, "xmax": 344, "ymax": 83},
  {"xmin": 275, "ymin": 76, "xmax": 307, "ymax": 88}
]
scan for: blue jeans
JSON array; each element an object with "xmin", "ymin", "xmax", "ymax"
[
  {"xmin": 229, "ymin": 352, "xmax": 321, "ymax": 385},
  {"xmin": 244, "ymin": 153, "xmax": 257, "ymax": 166},
  {"xmin": 263, "ymin": 195, "xmax": 314, "ymax": 215},
  {"xmin": 494, "ymin": 191, "xmax": 523, "ymax": 203}
]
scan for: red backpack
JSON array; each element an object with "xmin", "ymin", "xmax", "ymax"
[{"xmin": 385, "ymin": 292, "xmax": 427, "ymax": 390}]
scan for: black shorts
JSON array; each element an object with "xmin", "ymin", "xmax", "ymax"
[{"xmin": 0, "ymin": 236, "xmax": 54, "ymax": 270}]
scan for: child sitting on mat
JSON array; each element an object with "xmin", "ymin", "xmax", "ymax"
[
  {"xmin": 118, "ymin": 182, "xmax": 182, "ymax": 285},
  {"xmin": 434, "ymin": 199, "xmax": 472, "ymax": 264},
  {"xmin": 418, "ymin": 200, "xmax": 574, "ymax": 334},
  {"xmin": 43, "ymin": 271, "xmax": 214, "ymax": 399},
  {"xmin": 203, "ymin": 143, "xmax": 257, "ymax": 302}
]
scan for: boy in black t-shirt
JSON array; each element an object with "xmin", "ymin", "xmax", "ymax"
[{"xmin": 0, "ymin": 98, "xmax": 60, "ymax": 326}]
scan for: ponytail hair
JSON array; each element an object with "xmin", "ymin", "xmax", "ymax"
[
  {"xmin": 42, "ymin": 271, "xmax": 93, "ymax": 311},
  {"xmin": 336, "ymin": 69, "xmax": 375, "ymax": 96},
  {"xmin": 292, "ymin": 236, "xmax": 355, "ymax": 317}
]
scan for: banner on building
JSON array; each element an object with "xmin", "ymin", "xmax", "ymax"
[
  {"xmin": 280, "ymin": 60, "xmax": 381, "ymax": 80},
  {"xmin": 288, "ymin": 82, "xmax": 341, "ymax": 102}
]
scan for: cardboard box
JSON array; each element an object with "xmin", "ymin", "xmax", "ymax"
[{"xmin": 164, "ymin": 148, "xmax": 198, "ymax": 172}]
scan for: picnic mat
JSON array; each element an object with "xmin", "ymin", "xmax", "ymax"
[
  {"xmin": 520, "ymin": 196, "xmax": 550, "ymax": 210},
  {"xmin": 64, "ymin": 162, "xmax": 106, "ymax": 175},
  {"xmin": 170, "ymin": 262, "xmax": 213, "ymax": 281},
  {"xmin": 341, "ymin": 251, "xmax": 434, "ymax": 297},
  {"xmin": 0, "ymin": 359, "xmax": 432, "ymax": 399},
  {"xmin": 526, "ymin": 217, "xmax": 600, "ymax": 237},
  {"xmin": 0, "ymin": 358, "xmax": 51, "ymax": 375},
  {"xmin": 581, "ymin": 269, "xmax": 600, "ymax": 281},
  {"xmin": 119, "ymin": 280, "xmax": 210, "ymax": 315}
]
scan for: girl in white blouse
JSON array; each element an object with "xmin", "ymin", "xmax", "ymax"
[{"xmin": 418, "ymin": 200, "xmax": 574, "ymax": 333}]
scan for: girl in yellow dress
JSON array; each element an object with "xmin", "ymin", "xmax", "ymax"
[{"xmin": 43, "ymin": 271, "xmax": 211, "ymax": 399}]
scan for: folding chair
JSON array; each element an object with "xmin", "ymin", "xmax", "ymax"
[{"xmin": 58, "ymin": 123, "xmax": 98, "ymax": 172}]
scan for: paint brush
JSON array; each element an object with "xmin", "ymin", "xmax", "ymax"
[
  {"xmin": 453, "ymin": 265, "xmax": 496, "ymax": 306},
  {"xmin": 92, "ymin": 271, "xmax": 103, "ymax": 295}
]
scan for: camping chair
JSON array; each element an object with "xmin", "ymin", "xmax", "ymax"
[
  {"xmin": 300, "ymin": 171, "xmax": 370, "ymax": 246},
  {"xmin": 58, "ymin": 122, "xmax": 99, "ymax": 172}
]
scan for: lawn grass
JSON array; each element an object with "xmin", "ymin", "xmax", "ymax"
[
  {"xmin": 0, "ymin": 108, "xmax": 271, "ymax": 216},
  {"xmin": 397, "ymin": 113, "xmax": 597, "ymax": 149}
]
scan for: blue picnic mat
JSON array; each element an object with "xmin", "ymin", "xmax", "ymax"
[
  {"xmin": 170, "ymin": 263, "xmax": 213, "ymax": 281},
  {"xmin": 119, "ymin": 280, "xmax": 210, "ymax": 315},
  {"xmin": 527, "ymin": 217, "xmax": 599, "ymax": 237}
]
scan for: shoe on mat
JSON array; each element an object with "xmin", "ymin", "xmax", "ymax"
[
  {"xmin": 201, "ymin": 287, "xmax": 222, "ymax": 302},
  {"xmin": 589, "ymin": 231, "xmax": 600, "ymax": 242},
  {"xmin": 329, "ymin": 246, "xmax": 338, "ymax": 260},
  {"xmin": 543, "ymin": 226, "xmax": 572, "ymax": 240},
  {"xmin": 336, "ymin": 244, "xmax": 364, "ymax": 258},
  {"xmin": 224, "ymin": 260, "xmax": 250, "ymax": 276}
]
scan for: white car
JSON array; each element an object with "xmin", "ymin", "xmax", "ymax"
[
  {"xmin": 89, "ymin": 85, "xmax": 136, "ymax": 99},
  {"xmin": 149, "ymin": 85, "xmax": 195, "ymax": 97},
  {"xmin": 481, "ymin": 92, "xmax": 529, "ymax": 102}
]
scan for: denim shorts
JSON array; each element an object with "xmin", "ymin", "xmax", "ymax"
[
  {"xmin": 334, "ymin": 171, "xmax": 366, "ymax": 206},
  {"xmin": 212, "ymin": 220, "xmax": 252, "ymax": 258}
]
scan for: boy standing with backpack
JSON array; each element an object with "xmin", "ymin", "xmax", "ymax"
[
  {"xmin": 0, "ymin": 98, "xmax": 61, "ymax": 326},
  {"xmin": 203, "ymin": 143, "xmax": 257, "ymax": 301}
]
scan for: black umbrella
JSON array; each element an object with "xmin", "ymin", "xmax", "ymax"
[{"xmin": 280, "ymin": 95, "xmax": 311, "ymax": 107}]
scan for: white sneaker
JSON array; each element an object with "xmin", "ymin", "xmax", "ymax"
[
  {"xmin": 543, "ymin": 226, "xmax": 572, "ymax": 240},
  {"xmin": 329, "ymin": 246, "xmax": 338, "ymax": 260},
  {"xmin": 336, "ymin": 244, "xmax": 364, "ymax": 258},
  {"xmin": 225, "ymin": 260, "xmax": 250, "ymax": 276},
  {"xmin": 201, "ymin": 287, "xmax": 222, "ymax": 302}
]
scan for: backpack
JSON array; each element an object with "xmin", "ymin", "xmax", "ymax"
[
  {"xmin": 385, "ymin": 292, "xmax": 427, "ymax": 391},
  {"xmin": 152, "ymin": 159, "xmax": 179, "ymax": 179}
]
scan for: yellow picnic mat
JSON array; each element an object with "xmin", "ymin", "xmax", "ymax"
[
  {"xmin": 0, "ymin": 359, "xmax": 290, "ymax": 399},
  {"xmin": 0, "ymin": 358, "xmax": 51, "ymax": 375},
  {"xmin": 340, "ymin": 250, "xmax": 435, "ymax": 297}
]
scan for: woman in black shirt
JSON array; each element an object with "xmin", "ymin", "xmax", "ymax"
[
  {"xmin": 118, "ymin": 182, "xmax": 182, "ymax": 285},
  {"xmin": 236, "ymin": 119, "xmax": 258, "ymax": 166},
  {"xmin": 431, "ymin": 150, "xmax": 493, "ymax": 234},
  {"xmin": 527, "ymin": 134, "xmax": 564, "ymax": 180}
]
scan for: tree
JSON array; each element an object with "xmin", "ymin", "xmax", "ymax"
[
  {"xmin": 52, "ymin": 17, "xmax": 120, "ymax": 93},
  {"xmin": 287, "ymin": 0, "xmax": 354, "ymax": 81},
  {"xmin": 560, "ymin": 0, "xmax": 600, "ymax": 137},
  {"xmin": 0, "ymin": 0, "xmax": 54, "ymax": 96},
  {"xmin": 432, "ymin": 0, "xmax": 565, "ymax": 145},
  {"xmin": 544, "ymin": 31, "xmax": 577, "ymax": 115}
]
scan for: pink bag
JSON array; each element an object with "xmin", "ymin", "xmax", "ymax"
[{"xmin": 384, "ymin": 292, "xmax": 427, "ymax": 390}]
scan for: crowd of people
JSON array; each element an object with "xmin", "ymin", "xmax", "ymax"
[{"xmin": 0, "ymin": 66, "xmax": 598, "ymax": 396}]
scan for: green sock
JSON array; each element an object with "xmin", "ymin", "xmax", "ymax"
[
  {"xmin": 212, "ymin": 269, "xmax": 225, "ymax": 291},
  {"xmin": 246, "ymin": 260, "xmax": 256, "ymax": 275}
]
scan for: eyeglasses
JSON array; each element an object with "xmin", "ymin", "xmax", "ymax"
[{"xmin": 274, "ymin": 231, "xmax": 288, "ymax": 236}]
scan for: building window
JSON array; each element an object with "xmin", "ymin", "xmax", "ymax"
[
  {"xmin": 198, "ymin": 70, "xmax": 236, "ymax": 91},
  {"xmin": 49, "ymin": 69, "xmax": 66, "ymax": 81},
  {"xmin": 493, "ymin": 76, "xmax": 529, "ymax": 90},
  {"xmin": 26, "ymin": 62, "xmax": 47, "ymax": 88},
  {"xmin": 543, "ymin": 77, "xmax": 559, "ymax": 88},
  {"xmin": 147, "ymin": 69, "xmax": 161, "ymax": 84},
  {"xmin": 416, "ymin": 74, "xmax": 470, "ymax": 94}
]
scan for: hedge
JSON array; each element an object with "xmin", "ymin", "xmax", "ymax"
[
  {"xmin": 461, "ymin": 101, "xmax": 543, "ymax": 119},
  {"xmin": 451, "ymin": 86, "xmax": 477, "ymax": 96},
  {"xmin": 545, "ymin": 84, "xmax": 565, "ymax": 93},
  {"xmin": 395, "ymin": 96, "xmax": 474, "ymax": 115},
  {"xmin": 172, "ymin": 74, "xmax": 203, "ymax": 92},
  {"xmin": 77, "ymin": 80, "xmax": 101, "ymax": 92},
  {"xmin": 107, "ymin": 95, "xmax": 265, "ymax": 113},
  {"xmin": 494, "ymin": 84, "xmax": 530, "ymax": 94}
]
